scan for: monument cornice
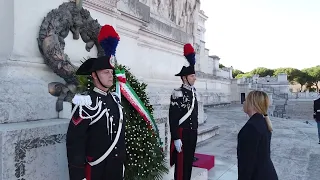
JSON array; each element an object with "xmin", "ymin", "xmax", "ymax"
[
  {"xmin": 82, "ymin": 0, "xmax": 120, "ymax": 17},
  {"xmin": 117, "ymin": 12, "xmax": 148, "ymax": 32},
  {"xmin": 117, "ymin": 25, "xmax": 139, "ymax": 39},
  {"xmin": 139, "ymin": 28, "xmax": 185, "ymax": 46},
  {"xmin": 137, "ymin": 40, "xmax": 182, "ymax": 56},
  {"xmin": 0, "ymin": 59, "xmax": 53, "ymax": 70}
]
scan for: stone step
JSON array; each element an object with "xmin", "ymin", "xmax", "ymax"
[
  {"xmin": 197, "ymin": 123, "xmax": 220, "ymax": 144},
  {"xmin": 273, "ymin": 100, "xmax": 286, "ymax": 105},
  {"xmin": 203, "ymin": 103, "xmax": 231, "ymax": 109},
  {"xmin": 199, "ymin": 113, "xmax": 208, "ymax": 126},
  {"xmin": 162, "ymin": 165, "xmax": 208, "ymax": 180},
  {"xmin": 191, "ymin": 167, "xmax": 209, "ymax": 180}
]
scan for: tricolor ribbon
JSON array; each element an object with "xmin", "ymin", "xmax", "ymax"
[{"xmin": 115, "ymin": 69, "xmax": 163, "ymax": 147}]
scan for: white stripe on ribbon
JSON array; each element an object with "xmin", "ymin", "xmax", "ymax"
[{"xmin": 121, "ymin": 83, "xmax": 157, "ymax": 131}]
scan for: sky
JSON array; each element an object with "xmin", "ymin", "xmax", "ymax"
[{"xmin": 200, "ymin": 0, "xmax": 320, "ymax": 72}]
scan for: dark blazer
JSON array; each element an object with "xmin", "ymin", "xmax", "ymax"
[
  {"xmin": 314, "ymin": 98, "xmax": 320, "ymax": 121},
  {"xmin": 237, "ymin": 113, "xmax": 278, "ymax": 180}
]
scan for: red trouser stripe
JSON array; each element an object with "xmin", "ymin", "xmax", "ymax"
[
  {"xmin": 170, "ymin": 141, "xmax": 175, "ymax": 166},
  {"xmin": 85, "ymin": 157, "xmax": 93, "ymax": 180},
  {"xmin": 177, "ymin": 128, "xmax": 184, "ymax": 180}
]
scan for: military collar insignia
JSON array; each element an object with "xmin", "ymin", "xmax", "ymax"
[
  {"xmin": 182, "ymin": 84, "xmax": 194, "ymax": 91},
  {"xmin": 93, "ymin": 87, "xmax": 109, "ymax": 96}
]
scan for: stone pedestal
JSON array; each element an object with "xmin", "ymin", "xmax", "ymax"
[
  {"xmin": 0, "ymin": 119, "xmax": 69, "ymax": 180},
  {"xmin": 0, "ymin": 1, "xmax": 71, "ymax": 178}
]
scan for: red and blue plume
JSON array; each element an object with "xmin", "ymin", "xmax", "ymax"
[
  {"xmin": 98, "ymin": 25, "xmax": 120, "ymax": 57},
  {"xmin": 183, "ymin": 43, "xmax": 195, "ymax": 66}
]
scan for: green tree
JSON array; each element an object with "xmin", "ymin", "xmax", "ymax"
[
  {"xmin": 250, "ymin": 67, "xmax": 274, "ymax": 77},
  {"xmin": 232, "ymin": 69, "xmax": 244, "ymax": 78},
  {"xmin": 295, "ymin": 71, "xmax": 310, "ymax": 91},
  {"xmin": 302, "ymin": 66, "xmax": 320, "ymax": 92},
  {"xmin": 235, "ymin": 73, "xmax": 252, "ymax": 79},
  {"xmin": 305, "ymin": 82, "xmax": 316, "ymax": 92},
  {"xmin": 273, "ymin": 67, "xmax": 301, "ymax": 83},
  {"xmin": 219, "ymin": 63, "xmax": 225, "ymax": 68}
]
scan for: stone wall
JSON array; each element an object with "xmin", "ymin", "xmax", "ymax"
[
  {"xmin": 288, "ymin": 92, "xmax": 319, "ymax": 99},
  {"xmin": 0, "ymin": 119, "xmax": 69, "ymax": 180},
  {"xmin": 286, "ymin": 100, "xmax": 314, "ymax": 120},
  {"xmin": 216, "ymin": 68, "xmax": 232, "ymax": 79}
]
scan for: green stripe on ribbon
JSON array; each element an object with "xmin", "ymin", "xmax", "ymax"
[{"xmin": 115, "ymin": 69, "xmax": 163, "ymax": 146}]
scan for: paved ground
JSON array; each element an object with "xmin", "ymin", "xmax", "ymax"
[{"xmin": 196, "ymin": 105, "xmax": 320, "ymax": 180}]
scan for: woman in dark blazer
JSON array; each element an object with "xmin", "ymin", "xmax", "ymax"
[{"xmin": 237, "ymin": 90, "xmax": 278, "ymax": 180}]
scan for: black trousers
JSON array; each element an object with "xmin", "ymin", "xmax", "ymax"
[
  {"xmin": 85, "ymin": 157, "xmax": 124, "ymax": 180},
  {"xmin": 172, "ymin": 128, "xmax": 198, "ymax": 180}
]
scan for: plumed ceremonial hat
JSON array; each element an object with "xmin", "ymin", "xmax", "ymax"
[
  {"xmin": 76, "ymin": 25, "xmax": 120, "ymax": 75},
  {"xmin": 175, "ymin": 43, "xmax": 196, "ymax": 76}
]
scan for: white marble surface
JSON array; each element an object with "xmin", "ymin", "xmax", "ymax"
[
  {"xmin": 191, "ymin": 167, "xmax": 209, "ymax": 180},
  {"xmin": 0, "ymin": 61, "xmax": 64, "ymax": 123},
  {"xmin": 0, "ymin": 119, "xmax": 69, "ymax": 180}
]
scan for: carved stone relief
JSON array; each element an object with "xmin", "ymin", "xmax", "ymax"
[
  {"xmin": 140, "ymin": 0, "xmax": 198, "ymax": 33},
  {"xmin": 85, "ymin": 0, "xmax": 119, "ymax": 7},
  {"xmin": 139, "ymin": 0, "xmax": 149, "ymax": 4}
]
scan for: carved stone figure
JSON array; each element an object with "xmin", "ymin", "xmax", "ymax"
[
  {"xmin": 148, "ymin": 0, "xmax": 197, "ymax": 32},
  {"xmin": 38, "ymin": 2, "xmax": 104, "ymax": 111},
  {"xmin": 139, "ymin": 0, "xmax": 149, "ymax": 4}
]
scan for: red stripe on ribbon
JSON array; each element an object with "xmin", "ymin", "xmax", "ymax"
[
  {"xmin": 117, "ymin": 76, "xmax": 126, "ymax": 83},
  {"xmin": 120, "ymin": 85, "xmax": 152, "ymax": 130}
]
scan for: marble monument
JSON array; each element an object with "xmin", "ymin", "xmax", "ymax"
[{"xmin": 0, "ymin": 0, "xmax": 232, "ymax": 179}]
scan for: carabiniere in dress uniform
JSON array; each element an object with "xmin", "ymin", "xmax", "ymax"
[
  {"xmin": 66, "ymin": 25, "xmax": 126, "ymax": 180},
  {"xmin": 314, "ymin": 95, "xmax": 320, "ymax": 144},
  {"xmin": 169, "ymin": 43, "xmax": 198, "ymax": 180}
]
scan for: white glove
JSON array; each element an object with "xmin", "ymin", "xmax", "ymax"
[
  {"xmin": 82, "ymin": 178, "xmax": 86, "ymax": 180},
  {"xmin": 174, "ymin": 139, "xmax": 183, "ymax": 153}
]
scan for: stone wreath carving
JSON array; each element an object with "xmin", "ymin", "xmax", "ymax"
[{"xmin": 37, "ymin": 2, "xmax": 105, "ymax": 111}]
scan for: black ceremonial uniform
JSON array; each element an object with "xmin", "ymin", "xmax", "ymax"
[
  {"xmin": 313, "ymin": 97, "xmax": 320, "ymax": 143},
  {"xmin": 313, "ymin": 97, "xmax": 320, "ymax": 121},
  {"xmin": 67, "ymin": 88, "xmax": 126, "ymax": 180},
  {"xmin": 169, "ymin": 43, "xmax": 198, "ymax": 180},
  {"xmin": 169, "ymin": 84, "xmax": 198, "ymax": 179},
  {"xmin": 67, "ymin": 24, "xmax": 124, "ymax": 180}
]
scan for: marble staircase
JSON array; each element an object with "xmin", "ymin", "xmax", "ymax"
[
  {"xmin": 197, "ymin": 117, "xmax": 220, "ymax": 144},
  {"xmin": 152, "ymin": 104, "xmax": 220, "ymax": 145},
  {"xmin": 256, "ymin": 86, "xmax": 288, "ymax": 118}
]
